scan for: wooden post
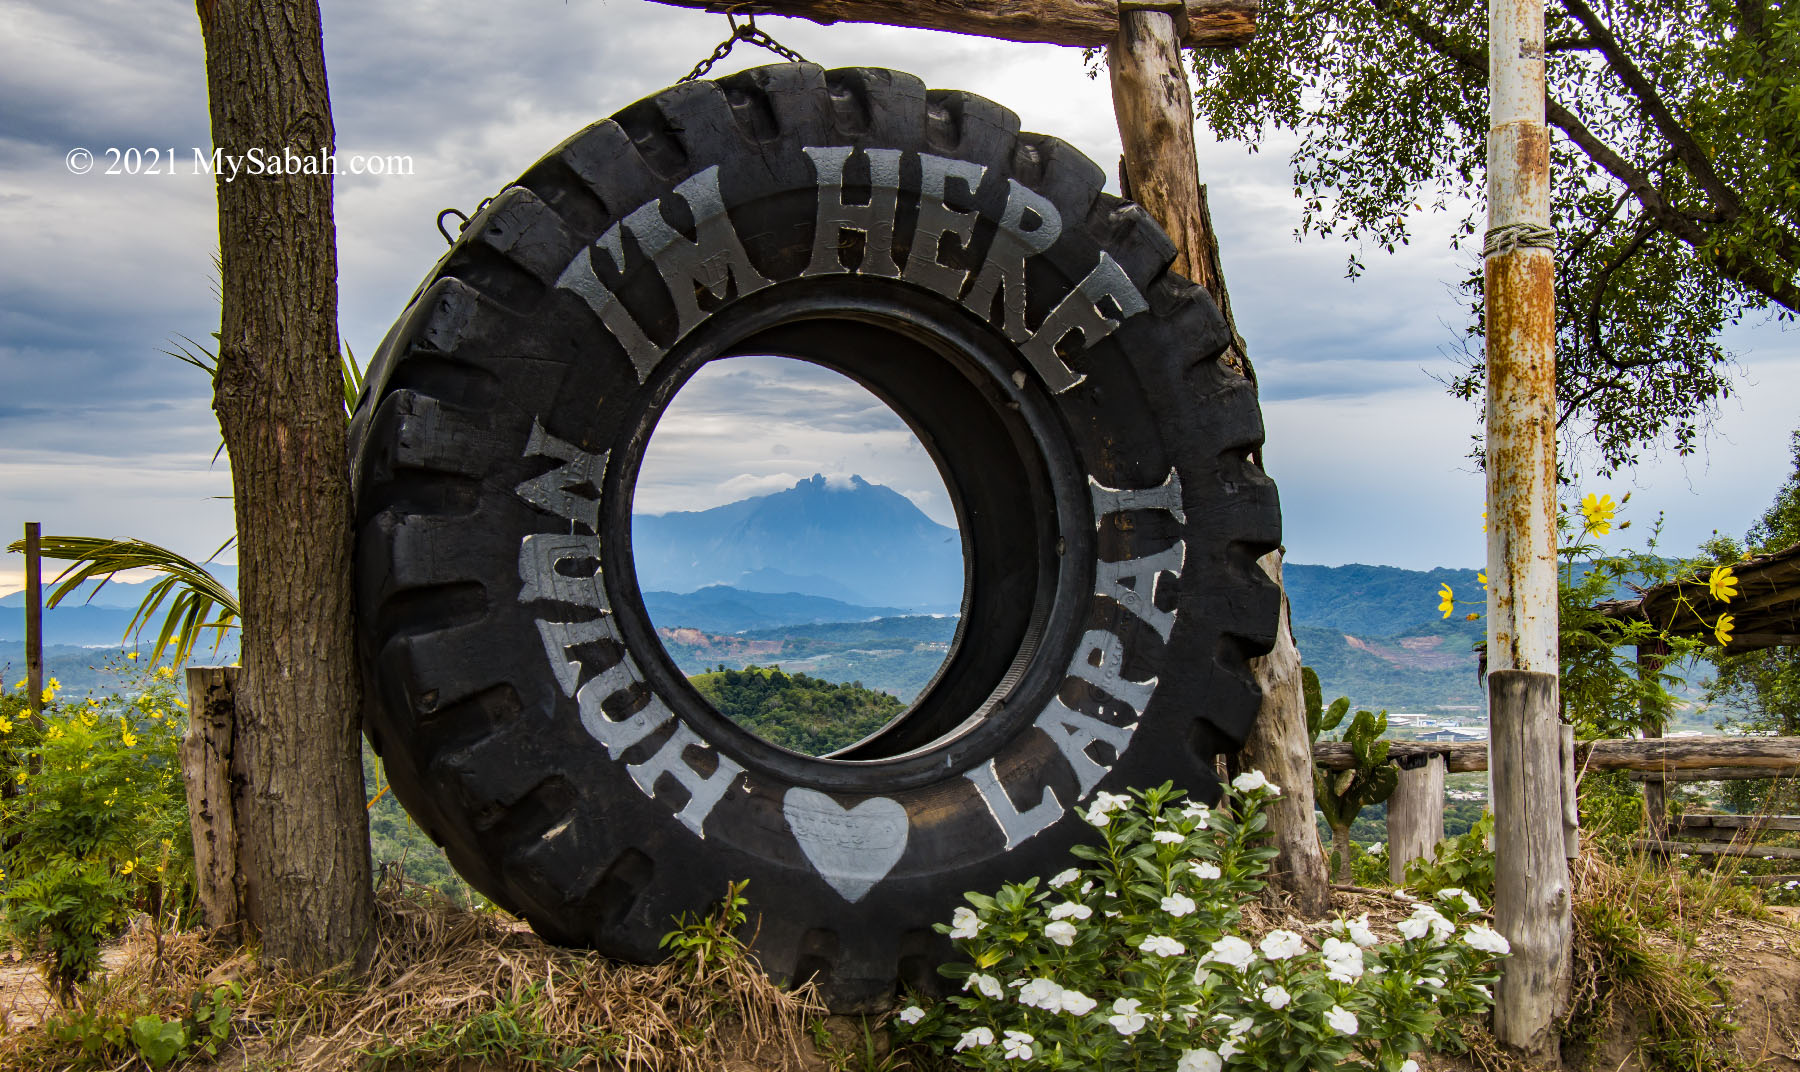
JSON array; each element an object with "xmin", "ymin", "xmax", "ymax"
[
  {"xmin": 1107, "ymin": 1, "xmax": 1327, "ymax": 915},
  {"xmin": 1561, "ymin": 723, "xmax": 1580, "ymax": 858},
  {"xmin": 1388, "ymin": 754, "xmax": 1446, "ymax": 883},
  {"xmin": 1637, "ymin": 638, "xmax": 1670, "ymax": 841},
  {"xmin": 181, "ymin": 666, "xmax": 254, "ymax": 940},
  {"xmin": 1485, "ymin": 0, "xmax": 1567, "ymax": 1047},
  {"xmin": 1488, "ymin": 671, "xmax": 1569, "ymax": 1057},
  {"xmin": 24, "ymin": 522, "xmax": 43, "ymax": 723}
]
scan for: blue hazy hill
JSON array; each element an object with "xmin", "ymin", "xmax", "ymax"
[{"xmin": 632, "ymin": 474, "xmax": 963, "ymax": 610}]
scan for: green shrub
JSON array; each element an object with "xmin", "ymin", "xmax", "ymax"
[
  {"xmin": 895, "ymin": 776, "xmax": 1507, "ymax": 1071},
  {"xmin": 1403, "ymin": 812, "xmax": 1495, "ymax": 908},
  {"xmin": 0, "ymin": 665, "xmax": 195, "ymax": 999}
]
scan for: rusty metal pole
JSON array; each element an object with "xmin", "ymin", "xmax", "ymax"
[{"xmin": 1484, "ymin": 0, "xmax": 1569, "ymax": 1055}]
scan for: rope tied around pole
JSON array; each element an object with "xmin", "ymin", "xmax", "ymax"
[
  {"xmin": 680, "ymin": 13, "xmax": 810, "ymax": 83},
  {"xmin": 1483, "ymin": 222, "xmax": 1558, "ymax": 259}
]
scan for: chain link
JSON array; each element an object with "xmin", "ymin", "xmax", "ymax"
[{"xmin": 680, "ymin": 13, "xmax": 810, "ymax": 83}]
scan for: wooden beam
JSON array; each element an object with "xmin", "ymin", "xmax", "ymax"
[
  {"xmin": 1632, "ymin": 839, "xmax": 1800, "ymax": 861},
  {"xmin": 1674, "ymin": 814, "xmax": 1800, "ymax": 833},
  {"xmin": 643, "ymin": 0, "xmax": 1258, "ymax": 49},
  {"xmin": 1630, "ymin": 766, "xmax": 1800, "ymax": 783},
  {"xmin": 1313, "ymin": 735, "xmax": 1800, "ymax": 774}
]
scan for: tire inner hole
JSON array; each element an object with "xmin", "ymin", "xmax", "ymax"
[{"xmin": 630, "ymin": 354, "xmax": 969, "ymax": 758}]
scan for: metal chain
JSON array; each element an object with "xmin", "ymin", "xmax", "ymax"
[
  {"xmin": 680, "ymin": 13, "xmax": 810, "ymax": 83},
  {"xmin": 1483, "ymin": 222, "xmax": 1558, "ymax": 258}
]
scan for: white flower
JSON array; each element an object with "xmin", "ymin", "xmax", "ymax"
[
  {"xmin": 1464, "ymin": 924, "xmax": 1512, "ymax": 955},
  {"xmin": 1230, "ymin": 770, "xmax": 1270, "ymax": 793},
  {"xmin": 1049, "ymin": 901, "xmax": 1093, "ymax": 921},
  {"xmin": 1218, "ymin": 1039, "xmax": 1243, "ymax": 1059},
  {"xmin": 1400, "ymin": 1062, "xmax": 1420, "ymax": 1072},
  {"xmin": 1015, "ymin": 978, "xmax": 1065, "ymax": 1010},
  {"xmin": 950, "ymin": 906, "xmax": 985, "ymax": 939},
  {"xmin": 1400, "ymin": 903, "xmax": 1453, "ymax": 943},
  {"xmin": 896, "ymin": 1005, "xmax": 925, "ymax": 1025},
  {"xmin": 1056, "ymin": 989, "xmax": 1097, "ymax": 1016},
  {"xmin": 1438, "ymin": 887, "xmax": 1482, "ymax": 913},
  {"xmin": 1322, "ymin": 941, "xmax": 1364, "ymax": 983},
  {"xmin": 1048, "ymin": 868, "xmax": 1080, "ymax": 889},
  {"xmin": 1474, "ymin": 983, "xmax": 1492, "ymax": 998},
  {"xmin": 1177, "ymin": 1049, "xmax": 1222, "ymax": 1072},
  {"xmin": 1342, "ymin": 913, "xmax": 1379, "ymax": 948},
  {"xmin": 1324, "ymin": 1004, "xmax": 1359, "ymax": 1036},
  {"xmin": 1204, "ymin": 935, "xmax": 1256, "ymax": 970},
  {"xmin": 1153, "ymin": 830, "xmax": 1184, "ymax": 844},
  {"xmin": 1140, "ymin": 934, "xmax": 1186, "ymax": 957},
  {"xmin": 955, "ymin": 1027, "xmax": 994, "ymax": 1051},
  {"xmin": 1080, "ymin": 880, "xmax": 1094, "ymax": 894},
  {"xmin": 1181, "ymin": 800, "xmax": 1212, "ymax": 820},
  {"xmin": 1084, "ymin": 806, "xmax": 1113, "ymax": 827},
  {"xmin": 1002, "ymin": 1030, "xmax": 1035, "ymax": 1061},
  {"xmin": 1259, "ymin": 984, "xmax": 1291, "ymax": 1010},
  {"xmin": 1189, "ymin": 860, "xmax": 1222, "ymax": 880},
  {"xmin": 1259, "ymin": 929, "xmax": 1306, "ymax": 960},
  {"xmin": 1160, "ymin": 892, "xmax": 1197, "ymax": 917},
  {"xmin": 1044, "ymin": 920, "xmax": 1078, "ymax": 947},
  {"xmin": 964, "ymin": 973, "xmax": 1004, "ymax": 1000},
  {"xmin": 1366, "ymin": 841, "xmax": 1384, "ymax": 855},
  {"xmin": 1091, "ymin": 790, "xmax": 1132, "ymax": 814},
  {"xmin": 1107, "ymin": 998, "xmax": 1148, "ymax": 1035},
  {"xmin": 1226, "ymin": 1016, "xmax": 1253, "ymax": 1039}
]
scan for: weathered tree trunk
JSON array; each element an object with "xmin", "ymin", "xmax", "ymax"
[
  {"xmin": 1239, "ymin": 556, "xmax": 1332, "ymax": 912},
  {"xmin": 1108, "ymin": 7, "xmax": 1328, "ymax": 917},
  {"xmin": 195, "ymin": 0, "xmax": 374, "ymax": 974}
]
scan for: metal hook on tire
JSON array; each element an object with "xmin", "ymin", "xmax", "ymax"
[{"xmin": 437, "ymin": 208, "xmax": 469, "ymax": 246}]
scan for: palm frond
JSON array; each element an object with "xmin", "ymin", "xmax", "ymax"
[
  {"xmin": 5, "ymin": 535, "xmax": 240, "ymax": 667},
  {"xmin": 341, "ymin": 343, "xmax": 365, "ymax": 418}
]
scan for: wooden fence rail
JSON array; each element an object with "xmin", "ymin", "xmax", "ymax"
[
  {"xmin": 1313, "ymin": 735, "xmax": 1800, "ymax": 774},
  {"xmin": 1311, "ymin": 736, "xmax": 1800, "ymax": 882}
]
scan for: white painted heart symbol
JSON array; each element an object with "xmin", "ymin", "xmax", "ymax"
[{"xmin": 782, "ymin": 787, "xmax": 910, "ymax": 903}]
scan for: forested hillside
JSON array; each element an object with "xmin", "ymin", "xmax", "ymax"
[{"xmin": 689, "ymin": 664, "xmax": 905, "ymax": 755}]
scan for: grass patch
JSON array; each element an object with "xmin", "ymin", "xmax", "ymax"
[{"xmin": 0, "ymin": 870, "xmax": 822, "ymax": 1072}]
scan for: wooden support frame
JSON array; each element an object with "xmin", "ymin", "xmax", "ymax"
[{"xmin": 644, "ymin": 0, "xmax": 1257, "ymax": 48}]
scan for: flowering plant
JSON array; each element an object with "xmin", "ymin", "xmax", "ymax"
[
  {"xmin": 0, "ymin": 664, "xmax": 194, "ymax": 999},
  {"xmin": 894, "ymin": 776, "xmax": 1507, "ymax": 1071}
]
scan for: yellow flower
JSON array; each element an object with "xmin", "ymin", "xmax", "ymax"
[
  {"xmin": 1715, "ymin": 613, "xmax": 1735, "ymax": 646},
  {"xmin": 1480, "ymin": 511, "xmax": 1487, "ymax": 533},
  {"xmin": 1580, "ymin": 493, "xmax": 1616, "ymax": 535},
  {"xmin": 14, "ymin": 771, "xmax": 25, "ymax": 785},
  {"xmin": 12, "ymin": 678, "xmax": 24, "ymax": 690},
  {"xmin": 155, "ymin": 666, "xmax": 175, "ymax": 681},
  {"xmin": 1465, "ymin": 612, "xmax": 1480, "ymax": 621},
  {"xmin": 120, "ymin": 859, "xmax": 137, "ymax": 876},
  {"xmin": 0, "ymin": 715, "xmax": 11, "ymax": 735},
  {"xmin": 1708, "ymin": 565, "xmax": 1739, "ymax": 602},
  {"xmin": 1438, "ymin": 584, "xmax": 1455, "ymax": 619},
  {"xmin": 125, "ymin": 652, "xmax": 138, "ymax": 661},
  {"xmin": 119, "ymin": 719, "xmax": 139, "ymax": 748},
  {"xmin": 46, "ymin": 725, "xmax": 64, "ymax": 741}
]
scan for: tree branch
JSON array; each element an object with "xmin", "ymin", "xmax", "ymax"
[
  {"xmin": 1558, "ymin": 0, "xmax": 1742, "ymax": 219},
  {"xmin": 1582, "ymin": 217, "xmax": 1656, "ymax": 369}
]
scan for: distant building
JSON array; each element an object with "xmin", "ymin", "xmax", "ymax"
[{"xmin": 1414, "ymin": 727, "xmax": 1486, "ymax": 743}]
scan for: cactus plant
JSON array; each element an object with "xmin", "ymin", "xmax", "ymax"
[{"xmin": 1304, "ymin": 667, "xmax": 1400, "ymax": 882}]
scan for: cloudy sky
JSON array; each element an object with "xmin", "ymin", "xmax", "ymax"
[{"xmin": 3, "ymin": 0, "xmax": 1796, "ymax": 597}]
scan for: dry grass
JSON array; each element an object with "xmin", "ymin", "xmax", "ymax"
[{"xmin": 0, "ymin": 872, "xmax": 824, "ymax": 1072}]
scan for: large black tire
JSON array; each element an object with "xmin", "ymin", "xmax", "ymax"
[{"xmin": 350, "ymin": 63, "xmax": 1280, "ymax": 1011}]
